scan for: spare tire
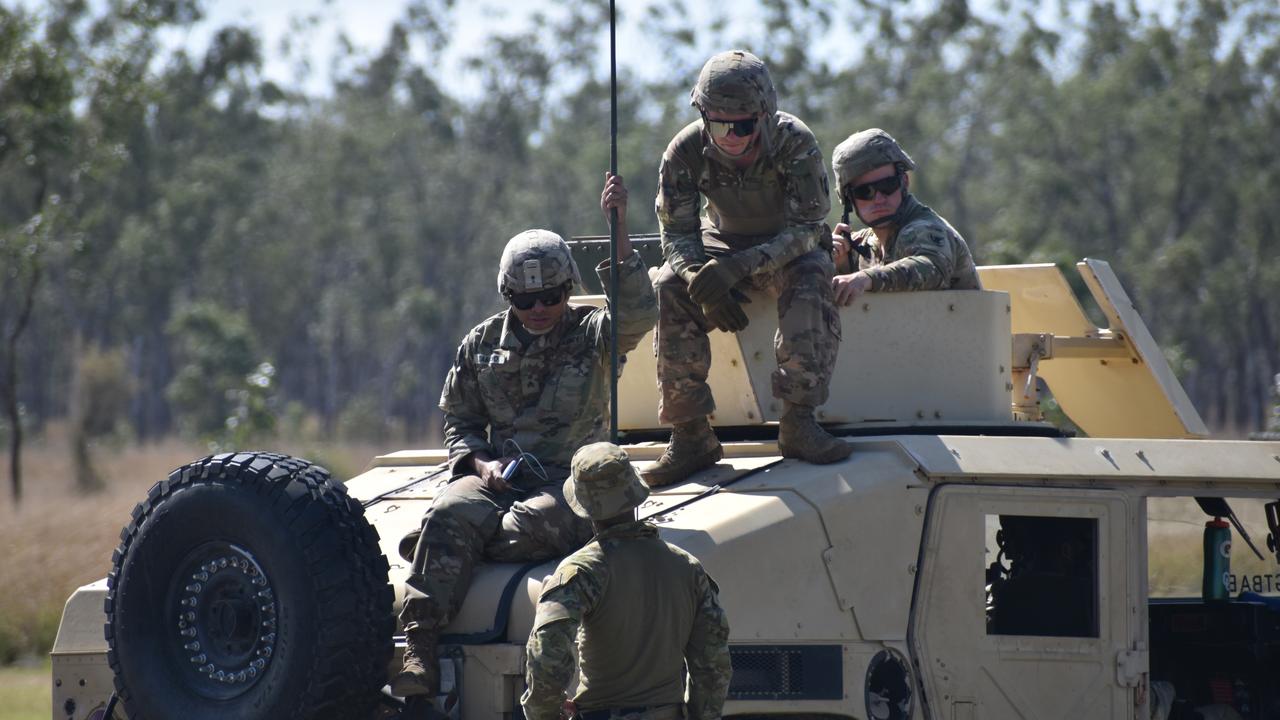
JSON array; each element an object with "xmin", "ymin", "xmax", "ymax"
[{"xmin": 105, "ymin": 452, "xmax": 393, "ymax": 720}]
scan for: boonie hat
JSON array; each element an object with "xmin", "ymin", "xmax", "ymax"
[{"xmin": 564, "ymin": 442, "xmax": 651, "ymax": 521}]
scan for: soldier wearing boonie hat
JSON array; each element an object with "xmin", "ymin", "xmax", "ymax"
[
  {"xmin": 828, "ymin": 128, "xmax": 981, "ymax": 307},
  {"xmin": 522, "ymin": 443, "xmax": 732, "ymax": 720},
  {"xmin": 392, "ymin": 176, "xmax": 659, "ymax": 705}
]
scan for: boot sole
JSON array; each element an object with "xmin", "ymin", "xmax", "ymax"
[
  {"xmin": 779, "ymin": 441, "xmax": 853, "ymax": 465},
  {"xmin": 390, "ymin": 673, "xmax": 437, "ymax": 697}
]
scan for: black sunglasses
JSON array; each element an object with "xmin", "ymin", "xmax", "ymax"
[
  {"xmin": 507, "ymin": 284, "xmax": 568, "ymax": 311},
  {"xmin": 847, "ymin": 173, "xmax": 903, "ymax": 201},
  {"xmin": 703, "ymin": 114, "xmax": 759, "ymax": 139}
]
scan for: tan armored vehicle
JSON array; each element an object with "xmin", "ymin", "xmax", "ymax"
[{"xmin": 51, "ymin": 247, "xmax": 1280, "ymax": 720}]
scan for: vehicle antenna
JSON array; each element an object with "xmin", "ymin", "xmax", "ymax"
[{"xmin": 608, "ymin": 0, "xmax": 620, "ymax": 444}]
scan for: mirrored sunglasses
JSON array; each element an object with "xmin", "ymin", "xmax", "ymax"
[
  {"xmin": 848, "ymin": 173, "xmax": 903, "ymax": 201},
  {"xmin": 703, "ymin": 115, "xmax": 759, "ymax": 139},
  {"xmin": 507, "ymin": 285, "xmax": 568, "ymax": 311}
]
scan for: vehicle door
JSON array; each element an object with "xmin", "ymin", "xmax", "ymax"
[{"xmin": 910, "ymin": 485, "xmax": 1143, "ymax": 719}]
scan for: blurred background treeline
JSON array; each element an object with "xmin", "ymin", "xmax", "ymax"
[
  {"xmin": 0, "ymin": 0, "xmax": 1278, "ymax": 686},
  {"xmin": 3, "ymin": 0, "xmax": 1280, "ymax": 489}
]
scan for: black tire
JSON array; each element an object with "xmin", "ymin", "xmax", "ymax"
[{"xmin": 105, "ymin": 452, "xmax": 394, "ymax": 720}]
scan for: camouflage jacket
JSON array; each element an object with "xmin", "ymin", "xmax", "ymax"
[
  {"xmin": 656, "ymin": 111, "xmax": 830, "ymax": 279},
  {"xmin": 521, "ymin": 521, "xmax": 732, "ymax": 720},
  {"xmin": 439, "ymin": 254, "xmax": 657, "ymax": 476},
  {"xmin": 841, "ymin": 194, "xmax": 981, "ymax": 291}
]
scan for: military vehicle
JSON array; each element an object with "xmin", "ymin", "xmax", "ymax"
[{"xmin": 50, "ymin": 242, "xmax": 1280, "ymax": 720}]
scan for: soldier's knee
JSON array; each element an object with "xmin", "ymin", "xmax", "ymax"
[
  {"xmin": 784, "ymin": 250, "xmax": 835, "ymax": 281},
  {"xmin": 427, "ymin": 486, "xmax": 499, "ymax": 531}
]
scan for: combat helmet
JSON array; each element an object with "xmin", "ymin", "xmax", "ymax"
[
  {"xmin": 496, "ymin": 229, "xmax": 583, "ymax": 296},
  {"xmin": 564, "ymin": 442, "xmax": 651, "ymax": 521},
  {"xmin": 690, "ymin": 50, "xmax": 777, "ymax": 117},
  {"xmin": 831, "ymin": 128, "xmax": 916, "ymax": 198}
]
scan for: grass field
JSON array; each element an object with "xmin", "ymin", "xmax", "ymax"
[
  {"xmin": 0, "ymin": 659, "xmax": 50, "ymax": 720},
  {"xmin": 0, "ymin": 430, "xmax": 394, "ymax": 667}
]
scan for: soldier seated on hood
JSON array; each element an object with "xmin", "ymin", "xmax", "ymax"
[
  {"xmin": 646, "ymin": 49, "xmax": 852, "ymax": 489},
  {"xmin": 829, "ymin": 128, "xmax": 982, "ymax": 304},
  {"xmin": 391, "ymin": 175, "xmax": 657, "ymax": 704}
]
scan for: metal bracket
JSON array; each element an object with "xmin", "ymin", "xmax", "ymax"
[{"xmin": 1116, "ymin": 646, "xmax": 1149, "ymax": 688}]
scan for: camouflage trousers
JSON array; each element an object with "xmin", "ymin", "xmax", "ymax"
[
  {"xmin": 654, "ymin": 238, "xmax": 840, "ymax": 425},
  {"xmin": 400, "ymin": 471, "xmax": 594, "ymax": 633}
]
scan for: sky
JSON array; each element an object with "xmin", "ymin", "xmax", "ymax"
[
  {"xmin": 154, "ymin": 0, "xmax": 699, "ymax": 102},
  {"xmin": 160, "ymin": 0, "xmax": 1182, "ymax": 99},
  {"xmin": 21, "ymin": 0, "xmax": 1185, "ymax": 101}
]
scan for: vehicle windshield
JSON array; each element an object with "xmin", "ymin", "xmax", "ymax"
[{"xmin": 1148, "ymin": 497, "xmax": 1280, "ymax": 598}]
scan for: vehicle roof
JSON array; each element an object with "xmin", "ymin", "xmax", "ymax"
[{"xmin": 359, "ymin": 433, "xmax": 1280, "ymax": 501}]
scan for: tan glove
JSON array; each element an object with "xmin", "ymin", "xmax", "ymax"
[
  {"xmin": 678, "ymin": 263, "xmax": 703, "ymax": 286},
  {"xmin": 701, "ymin": 296, "xmax": 749, "ymax": 333},
  {"xmin": 688, "ymin": 255, "xmax": 753, "ymax": 306}
]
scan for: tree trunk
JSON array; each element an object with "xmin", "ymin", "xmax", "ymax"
[
  {"xmin": 68, "ymin": 331, "xmax": 105, "ymax": 492},
  {"xmin": 4, "ymin": 262, "xmax": 40, "ymax": 505},
  {"xmin": 4, "ymin": 374, "xmax": 21, "ymax": 505}
]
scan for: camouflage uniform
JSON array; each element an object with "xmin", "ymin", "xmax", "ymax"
[
  {"xmin": 831, "ymin": 128, "xmax": 980, "ymax": 291},
  {"xmin": 521, "ymin": 444, "xmax": 732, "ymax": 720},
  {"xmin": 655, "ymin": 89, "xmax": 837, "ymax": 424},
  {"xmin": 838, "ymin": 195, "xmax": 981, "ymax": 291},
  {"xmin": 399, "ymin": 234, "xmax": 658, "ymax": 645}
]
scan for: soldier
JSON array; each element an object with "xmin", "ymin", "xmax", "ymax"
[
  {"xmin": 829, "ymin": 128, "xmax": 981, "ymax": 305},
  {"xmin": 647, "ymin": 49, "xmax": 850, "ymax": 487},
  {"xmin": 522, "ymin": 442, "xmax": 732, "ymax": 720},
  {"xmin": 392, "ymin": 175, "xmax": 658, "ymax": 702}
]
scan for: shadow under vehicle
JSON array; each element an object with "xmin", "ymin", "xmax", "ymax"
[{"xmin": 50, "ymin": 242, "xmax": 1280, "ymax": 720}]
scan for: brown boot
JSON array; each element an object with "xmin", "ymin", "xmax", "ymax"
[
  {"xmin": 778, "ymin": 403, "xmax": 852, "ymax": 464},
  {"xmin": 391, "ymin": 626, "xmax": 439, "ymax": 697},
  {"xmin": 641, "ymin": 417, "xmax": 723, "ymax": 488}
]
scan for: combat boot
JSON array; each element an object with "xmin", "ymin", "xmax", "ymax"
[
  {"xmin": 391, "ymin": 627, "xmax": 439, "ymax": 698},
  {"xmin": 641, "ymin": 417, "xmax": 723, "ymax": 488},
  {"xmin": 778, "ymin": 403, "xmax": 852, "ymax": 464}
]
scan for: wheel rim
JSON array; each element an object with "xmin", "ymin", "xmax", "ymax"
[{"xmin": 168, "ymin": 542, "xmax": 277, "ymax": 699}]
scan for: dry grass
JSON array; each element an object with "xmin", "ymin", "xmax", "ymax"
[
  {"xmin": 0, "ymin": 429, "xmax": 396, "ymax": 665},
  {"xmin": 0, "ymin": 434, "xmax": 204, "ymax": 664},
  {"xmin": 0, "ymin": 659, "xmax": 51, "ymax": 720}
]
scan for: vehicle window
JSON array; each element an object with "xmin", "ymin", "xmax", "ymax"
[
  {"xmin": 984, "ymin": 514, "xmax": 1100, "ymax": 637},
  {"xmin": 1148, "ymin": 497, "xmax": 1280, "ymax": 599}
]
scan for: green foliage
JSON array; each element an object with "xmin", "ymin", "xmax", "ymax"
[
  {"xmin": 0, "ymin": 0, "xmax": 1277, "ymax": 443},
  {"xmin": 165, "ymin": 303, "xmax": 268, "ymax": 439},
  {"xmin": 1042, "ymin": 395, "xmax": 1085, "ymax": 438},
  {"xmin": 75, "ymin": 346, "xmax": 133, "ymax": 439},
  {"xmin": 217, "ymin": 361, "xmax": 278, "ymax": 451},
  {"xmin": 337, "ymin": 392, "xmax": 391, "ymax": 444},
  {"xmin": 0, "ymin": 606, "xmax": 60, "ymax": 667}
]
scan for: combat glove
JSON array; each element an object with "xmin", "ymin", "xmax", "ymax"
[
  {"xmin": 677, "ymin": 263, "xmax": 703, "ymax": 286},
  {"xmin": 688, "ymin": 255, "xmax": 753, "ymax": 306},
  {"xmin": 701, "ymin": 296, "xmax": 749, "ymax": 333}
]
